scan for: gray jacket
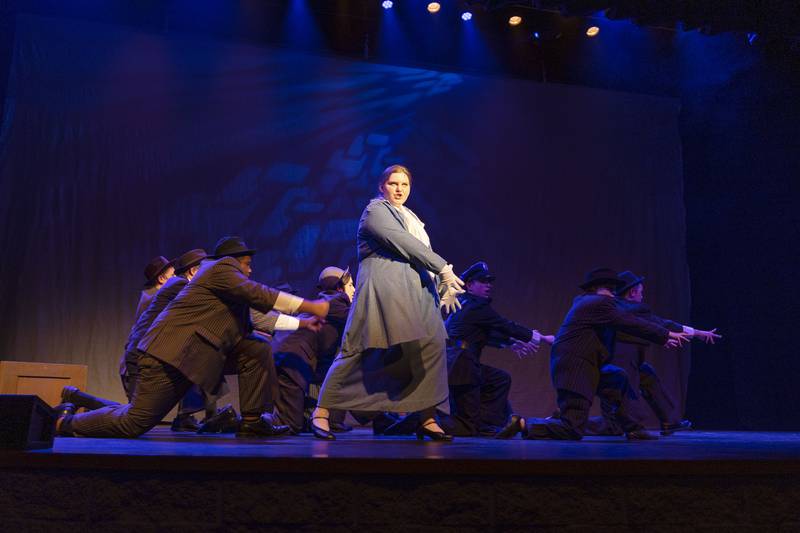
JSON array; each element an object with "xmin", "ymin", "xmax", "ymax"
[{"xmin": 340, "ymin": 198, "xmax": 448, "ymax": 356}]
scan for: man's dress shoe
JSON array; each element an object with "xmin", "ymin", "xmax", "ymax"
[
  {"xmin": 236, "ymin": 413, "xmax": 290, "ymax": 437},
  {"xmin": 626, "ymin": 429, "xmax": 659, "ymax": 440},
  {"xmin": 661, "ymin": 419, "xmax": 692, "ymax": 436},
  {"xmin": 171, "ymin": 414, "xmax": 201, "ymax": 432},
  {"xmin": 54, "ymin": 403, "xmax": 76, "ymax": 437},
  {"xmin": 197, "ymin": 405, "xmax": 241, "ymax": 434},
  {"xmin": 495, "ymin": 414, "xmax": 523, "ymax": 439}
]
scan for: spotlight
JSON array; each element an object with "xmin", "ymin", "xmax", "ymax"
[
  {"xmin": 509, "ymin": 16, "xmax": 522, "ymax": 26},
  {"xmin": 461, "ymin": 11, "xmax": 473, "ymax": 21},
  {"xmin": 586, "ymin": 26, "xmax": 600, "ymax": 37},
  {"xmin": 532, "ymin": 31, "xmax": 541, "ymax": 40},
  {"xmin": 382, "ymin": 0, "xmax": 393, "ymax": 8},
  {"xmin": 427, "ymin": 2, "xmax": 440, "ymax": 13}
]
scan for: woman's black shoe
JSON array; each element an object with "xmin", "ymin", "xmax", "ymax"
[
  {"xmin": 311, "ymin": 416, "xmax": 336, "ymax": 440},
  {"xmin": 415, "ymin": 423, "xmax": 454, "ymax": 442}
]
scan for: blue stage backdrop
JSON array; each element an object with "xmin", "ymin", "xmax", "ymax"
[{"xmin": 0, "ymin": 15, "xmax": 688, "ymax": 422}]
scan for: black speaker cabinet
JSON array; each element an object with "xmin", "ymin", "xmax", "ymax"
[{"xmin": 0, "ymin": 394, "xmax": 56, "ymax": 450}]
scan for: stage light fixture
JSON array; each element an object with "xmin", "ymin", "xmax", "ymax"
[
  {"xmin": 427, "ymin": 2, "xmax": 441, "ymax": 13},
  {"xmin": 586, "ymin": 26, "xmax": 600, "ymax": 37},
  {"xmin": 509, "ymin": 16, "xmax": 522, "ymax": 26},
  {"xmin": 382, "ymin": 0, "xmax": 393, "ymax": 9},
  {"xmin": 461, "ymin": 11, "xmax": 473, "ymax": 21},
  {"xmin": 533, "ymin": 31, "xmax": 541, "ymax": 40}
]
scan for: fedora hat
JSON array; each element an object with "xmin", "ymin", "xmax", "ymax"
[
  {"xmin": 460, "ymin": 261, "xmax": 496, "ymax": 284},
  {"xmin": 579, "ymin": 267, "xmax": 624, "ymax": 291},
  {"xmin": 212, "ymin": 236, "xmax": 257, "ymax": 259},
  {"xmin": 317, "ymin": 266, "xmax": 351, "ymax": 291},
  {"xmin": 143, "ymin": 256, "xmax": 173, "ymax": 287},
  {"xmin": 616, "ymin": 270, "xmax": 646, "ymax": 296},
  {"xmin": 173, "ymin": 249, "xmax": 208, "ymax": 275}
]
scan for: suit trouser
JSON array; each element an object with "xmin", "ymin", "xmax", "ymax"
[
  {"xmin": 272, "ymin": 352, "xmax": 313, "ymax": 434},
  {"xmin": 586, "ymin": 361, "xmax": 677, "ymax": 434},
  {"xmin": 528, "ymin": 364, "xmax": 643, "ymax": 439},
  {"xmin": 272, "ymin": 352, "xmax": 352, "ymax": 433},
  {"xmin": 122, "ymin": 348, "xmax": 207, "ymax": 418},
  {"xmin": 442, "ymin": 363, "xmax": 512, "ymax": 437},
  {"xmin": 638, "ymin": 362, "xmax": 676, "ymax": 424},
  {"xmin": 121, "ymin": 349, "xmax": 141, "ymax": 400},
  {"xmin": 65, "ymin": 335, "xmax": 273, "ymax": 438}
]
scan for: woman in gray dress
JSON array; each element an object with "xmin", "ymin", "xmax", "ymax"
[{"xmin": 311, "ymin": 164, "xmax": 464, "ymax": 440}]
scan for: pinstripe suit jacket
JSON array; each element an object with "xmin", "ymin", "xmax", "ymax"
[
  {"xmin": 550, "ymin": 294, "xmax": 670, "ymax": 400},
  {"xmin": 137, "ymin": 257, "xmax": 280, "ymax": 393},
  {"xmin": 125, "ymin": 276, "xmax": 188, "ymax": 353},
  {"xmin": 118, "ymin": 276, "xmax": 188, "ymax": 377}
]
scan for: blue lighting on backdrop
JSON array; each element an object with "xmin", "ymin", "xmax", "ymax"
[{"xmin": 281, "ymin": 0, "xmax": 323, "ymax": 49}]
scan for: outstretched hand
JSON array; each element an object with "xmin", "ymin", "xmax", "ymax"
[
  {"xmin": 664, "ymin": 330, "xmax": 692, "ymax": 349},
  {"xmin": 300, "ymin": 316, "xmax": 325, "ymax": 333},
  {"xmin": 511, "ymin": 339, "xmax": 540, "ymax": 359},
  {"xmin": 695, "ymin": 328, "xmax": 722, "ymax": 344}
]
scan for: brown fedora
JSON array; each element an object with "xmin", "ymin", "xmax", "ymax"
[
  {"xmin": 174, "ymin": 249, "xmax": 208, "ymax": 275},
  {"xmin": 143, "ymin": 256, "xmax": 173, "ymax": 287},
  {"xmin": 579, "ymin": 267, "xmax": 624, "ymax": 291},
  {"xmin": 616, "ymin": 270, "xmax": 646, "ymax": 296}
]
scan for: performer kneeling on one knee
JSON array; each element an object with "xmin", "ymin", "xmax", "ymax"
[
  {"xmin": 62, "ymin": 249, "xmax": 206, "ymax": 420},
  {"xmin": 269, "ymin": 266, "xmax": 354, "ymax": 434},
  {"xmin": 119, "ymin": 255, "xmax": 175, "ymax": 399},
  {"xmin": 55, "ymin": 236, "xmax": 329, "ymax": 439},
  {"xmin": 496, "ymin": 268, "xmax": 690, "ymax": 441},
  {"xmin": 310, "ymin": 164, "xmax": 465, "ymax": 441},
  {"xmin": 439, "ymin": 261, "xmax": 554, "ymax": 437},
  {"xmin": 585, "ymin": 270, "xmax": 721, "ymax": 436}
]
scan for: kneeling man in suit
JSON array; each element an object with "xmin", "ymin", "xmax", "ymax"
[{"xmin": 57, "ymin": 236, "xmax": 329, "ymax": 438}]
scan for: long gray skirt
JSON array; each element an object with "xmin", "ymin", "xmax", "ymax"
[{"xmin": 317, "ymin": 326, "xmax": 450, "ymax": 414}]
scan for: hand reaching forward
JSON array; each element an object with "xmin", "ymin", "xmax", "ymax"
[
  {"xmin": 694, "ymin": 328, "xmax": 722, "ymax": 344},
  {"xmin": 664, "ymin": 330, "xmax": 692, "ymax": 349},
  {"xmin": 511, "ymin": 339, "xmax": 540, "ymax": 359},
  {"xmin": 300, "ymin": 316, "xmax": 324, "ymax": 333}
]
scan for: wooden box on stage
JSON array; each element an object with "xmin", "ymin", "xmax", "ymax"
[{"xmin": 0, "ymin": 361, "xmax": 88, "ymax": 408}]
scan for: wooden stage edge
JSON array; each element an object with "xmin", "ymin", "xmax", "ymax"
[{"xmin": 3, "ymin": 429, "xmax": 800, "ymax": 477}]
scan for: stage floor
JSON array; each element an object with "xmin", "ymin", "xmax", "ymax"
[
  {"xmin": 6, "ymin": 428, "xmax": 800, "ymax": 476},
  {"xmin": 5, "ymin": 429, "xmax": 800, "ymax": 529}
]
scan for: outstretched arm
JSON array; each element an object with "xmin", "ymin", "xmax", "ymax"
[{"xmin": 209, "ymin": 261, "xmax": 329, "ymax": 319}]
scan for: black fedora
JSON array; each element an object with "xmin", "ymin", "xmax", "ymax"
[
  {"xmin": 212, "ymin": 236, "xmax": 257, "ymax": 259},
  {"xmin": 174, "ymin": 249, "xmax": 208, "ymax": 275},
  {"xmin": 460, "ymin": 261, "xmax": 496, "ymax": 284},
  {"xmin": 579, "ymin": 267, "xmax": 624, "ymax": 291},
  {"xmin": 616, "ymin": 270, "xmax": 646, "ymax": 296},
  {"xmin": 143, "ymin": 256, "xmax": 173, "ymax": 287}
]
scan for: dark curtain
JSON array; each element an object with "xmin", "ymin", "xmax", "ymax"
[{"xmin": 0, "ymin": 15, "xmax": 688, "ymax": 422}]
